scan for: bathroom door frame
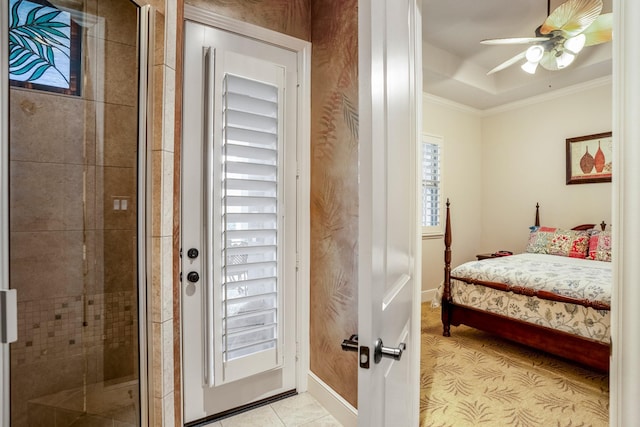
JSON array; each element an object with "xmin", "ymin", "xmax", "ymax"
[
  {"xmin": 0, "ymin": 3, "xmax": 155, "ymax": 425},
  {"xmin": 181, "ymin": 3, "xmax": 312, "ymax": 412}
]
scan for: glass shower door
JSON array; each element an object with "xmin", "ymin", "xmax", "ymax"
[{"xmin": 5, "ymin": 0, "xmax": 144, "ymax": 425}]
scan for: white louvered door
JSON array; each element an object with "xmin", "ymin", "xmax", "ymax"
[{"xmin": 182, "ymin": 19, "xmax": 299, "ymax": 422}]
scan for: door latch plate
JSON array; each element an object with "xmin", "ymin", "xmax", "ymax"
[{"xmin": 359, "ymin": 346, "xmax": 370, "ymax": 369}]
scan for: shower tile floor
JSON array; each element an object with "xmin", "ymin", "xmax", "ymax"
[
  {"xmin": 204, "ymin": 392, "xmax": 343, "ymax": 427},
  {"xmin": 26, "ymin": 379, "xmax": 138, "ymax": 426}
]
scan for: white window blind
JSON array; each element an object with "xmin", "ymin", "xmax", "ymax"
[
  {"xmin": 215, "ymin": 72, "xmax": 283, "ymax": 383},
  {"xmin": 422, "ymin": 135, "xmax": 443, "ymax": 236}
]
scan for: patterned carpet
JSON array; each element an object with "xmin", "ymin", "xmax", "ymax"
[{"xmin": 420, "ymin": 304, "xmax": 609, "ymax": 427}]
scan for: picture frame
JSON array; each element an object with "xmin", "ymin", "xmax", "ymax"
[{"xmin": 566, "ymin": 132, "xmax": 612, "ymax": 185}]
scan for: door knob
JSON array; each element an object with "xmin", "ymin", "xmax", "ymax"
[{"xmin": 374, "ymin": 338, "xmax": 406, "ymax": 363}]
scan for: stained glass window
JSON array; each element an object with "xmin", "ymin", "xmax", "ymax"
[{"xmin": 8, "ymin": 0, "xmax": 81, "ymax": 95}]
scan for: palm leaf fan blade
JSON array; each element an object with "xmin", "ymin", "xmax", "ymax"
[
  {"xmin": 487, "ymin": 51, "xmax": 526, "ymax": 75},
  {"xmin": 481, "ymin": 36, "xmax": 551, "ymax": 45},
  {"xmin": 583, "ymin": 13, "xmax": 613, "ymax": 46},
  {"xmin": 540, "ymin": 0, "xmax": 603, "ymax": 36}
]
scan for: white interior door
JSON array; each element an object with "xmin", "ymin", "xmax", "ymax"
[
  {"xmin": 181, "ymin": 20, "xmax": 299, "ymax": 423},
  {"xmin": 357, "ymin": 0, "xmax": 422, "ymax": 426}
]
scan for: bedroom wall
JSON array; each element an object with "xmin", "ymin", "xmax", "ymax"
[
  {"xmin": 481, "ymin": 81, "xmax": 613, "ymax": 254},
  {"xmin": 421, "ymin": 80, "xmax": 613, "ymax": 294},
  {"xmin": 421, "ymin": 94, "xmax": 483, "ymax": 294}
]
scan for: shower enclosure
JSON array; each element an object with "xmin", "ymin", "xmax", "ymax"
[{"xmin": 3, "ymin": 0, "xmax": 149, "ymax": 425}]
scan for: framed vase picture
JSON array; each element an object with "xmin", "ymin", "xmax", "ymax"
[{"xmin": 566, "ymin": 132, "xmax": 612, "ymax": 185}]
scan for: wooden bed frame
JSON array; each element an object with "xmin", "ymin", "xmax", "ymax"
[{"xmin": 441, "ymin": 201, "xmax": 610, "ymax": 372}]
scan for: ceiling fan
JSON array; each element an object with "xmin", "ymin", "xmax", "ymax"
[{"xmin": 482, "ymin": 0, "xmax": 612, "ymax": 75}]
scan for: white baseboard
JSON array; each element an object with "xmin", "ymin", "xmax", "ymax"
[
  {"xmin": 307, "ymin": 372, "xmax": 357, "ymax": 427},
  {"xmin": 421, "ymin": 288, "xmax": 437, "ymax": 303}
]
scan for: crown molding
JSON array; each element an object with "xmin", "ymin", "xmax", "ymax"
[
  {"xmin": 422, "ymin": 93, "xmax": 482, "ymax": 116},
  {"xmin": 482, "ymin": 75, "xmax": 612, "ymax": 116}
]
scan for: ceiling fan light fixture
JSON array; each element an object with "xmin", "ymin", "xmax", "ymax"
[
  {"xmin": 564, "ymin": 33, "xmax": 586, "ymax": 54},
  {"xmin": 556, "ymin": 51, "xmax": 575, "ymax": 69},
  {"xmin": 521, "ymin": 61, "xmax": 539, "ymax": 74},
  {"xmin": 525, "ymin": 45, "xmax": 545, "ymax": 62}
]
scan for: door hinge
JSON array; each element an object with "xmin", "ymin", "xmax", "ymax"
[{"xmin": 0, "ymin": 289, "xmax": 18, "ymax": 343}]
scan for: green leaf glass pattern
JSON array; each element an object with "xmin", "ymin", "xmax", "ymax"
[{"xmin": 8, "ymin": 0, "xmax": 71, "ymax": 89}]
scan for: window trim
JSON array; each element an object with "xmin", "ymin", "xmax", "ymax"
[{"xmin": 421, "ymin": 134, "xmax": 443, "ymax": 237}]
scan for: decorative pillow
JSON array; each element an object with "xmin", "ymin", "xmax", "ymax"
[
  {"xmin": 587, "ymin": 230, "xmax": 612, "ymax": 262},
  {"xmin": 526, "ymin": 226, "xmax": 590, "ymax": 258}
]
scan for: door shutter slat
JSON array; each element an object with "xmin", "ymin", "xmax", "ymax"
[
  {"xmin": 225, "ymin": 110, "xmax": 277, "ymax": 134},
  {"xmin": 214, "ymin": 71, "xmax": 283, "ymax": 383},
  {"xmin": 225, "ymin": 143, "xmax": 277, "ymax": 163},
  {"xmin": 225, "ymin": 74, "xmax": 278, "ymax": 101}
]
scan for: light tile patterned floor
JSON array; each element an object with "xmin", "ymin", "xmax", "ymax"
[{"xmin": 205, "ymin": 393, "xmax": 343, "ymax": 427}]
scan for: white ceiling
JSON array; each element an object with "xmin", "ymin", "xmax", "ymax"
[{"xmin": 422, "ymin": 0, "xmax": 613, "ymax": 110}]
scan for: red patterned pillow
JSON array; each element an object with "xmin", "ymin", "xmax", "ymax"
[
  {"xmin": 588, "ymin": 230, "xmax": 612, "ymax": 262},
  {"xmin": 526, "ymin": 226, "xmax": 590, "ymax": 258}
]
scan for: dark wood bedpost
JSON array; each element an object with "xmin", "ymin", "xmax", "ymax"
[
  {"xmin": 535, "ymin": 202, "xmax": 540, "ymax": 227},
  {"xmin": 442, "ymin": 199, "xmax": 452, "ymax": 337}
]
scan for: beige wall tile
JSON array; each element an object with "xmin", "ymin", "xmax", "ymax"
[
  {"xmin": 163, "ymin": 391, "xmax": 176, "ymax": 427},
  {"xmin": 161, "ymin": 236, "xmax": 173, "ymax": 322},
  {"xmin": 153, "ymin": 64, "xmax": 165, "ymax": 151},
  {"xmin": 10, "ymin": 231, "xmax": 65, "ymax": 301},
  {"xmin": 102, "ymin": 165, "xmax": 136, "ymax": 230},
  {"xmin": 103, "ymin": 229, "xmax": 137, "ymax": 293},
  {"xmin": 150, "ymin": 150, "xmax": 173, "ymax": 238},
  {"xmin": 162, "ymin": 320, "xmax": 174, "ymax": 399},
  {"xmin": 151, "ymin": 236, "xmax": 173, "ymax": 323},
  {"xmin": 161, "ymin": 151, "xmax": 174, "ymax": 237},
  {"xmin": 10, "ymin": 161, "xmax": 65, "ymax": 231},
  {"xmin": 164, "ymin": 0, "xmax": 177, "ymax": 69},
  {"xmin": 154, "ymin": 11, "xmax": 166, "ymax": 67},
  {"xmin": 64, "ymin": 164, "xmax": 96, "ymax": 231},
  {"xmin": 152, "ymin": 322, "xmax": 163, "ymax": 399},
  {"xmin": 9, "ymin": 89, "xmax": 93, "ymax": 165},
  {"xmin": 151, "ymin": 150, "xmax": 163, "ymax": 237},
  {"xmin": 104, "ymin": 40, "xmax": 138, "ymax": 107},
  {"xmin": 100, "ymin": 103, "xmax": 138, "ymax": 167},
  {"xmin": 162, "ymin": 67, "xmax": 175, "ymax": 154},
  {"xmin": 10, "ymin": 161, "xmax": 96, "ymax": 232},
  {"xmin": 98, "ymin": 0, "xmax": 138, "ymax": 45},
  {"xmin": 151, "ymin": 236, "xmax": 163, "ymax": 322},
  {"xmin": 9, "ymin": 230, "xmax": 92, "ymax": 301}
]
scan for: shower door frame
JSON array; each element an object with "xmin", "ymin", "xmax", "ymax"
[
  {"xmin": 1, "ymin": 3, "xmax": 10, "ymax": 425},
  {"xmin": 0, "ymin": 3, "xmax": 154, "ymax": 425},
  {"xmin": 136, "ymin": 4, "xmax": 154, "ymax": 426}
]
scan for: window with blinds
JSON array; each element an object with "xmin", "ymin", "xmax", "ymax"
[
  {"xmin": 216, "ymin": 72, "xmax": 283, "ymax": 383},
  {"xmin": 422, "ymin": 135, "xmax": 443, "ymax": 236}
]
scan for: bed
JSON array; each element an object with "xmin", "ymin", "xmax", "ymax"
[{"xmin": 438, "ymin": 201, "xmax": 611, "ymax": 372}]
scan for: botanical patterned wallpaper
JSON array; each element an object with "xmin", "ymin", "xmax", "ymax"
[
  {"xmin": 183, "ymin": 0, "xmax": 359, "ymax": 408},
  {"xmin": 309, "ymin": 0, "xmax": 359, "ymax": 408}
]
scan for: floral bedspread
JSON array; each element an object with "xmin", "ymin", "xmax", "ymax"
[{"xmin": 435, "ymin": 253, "xmax": 611, "ymax": 343}]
